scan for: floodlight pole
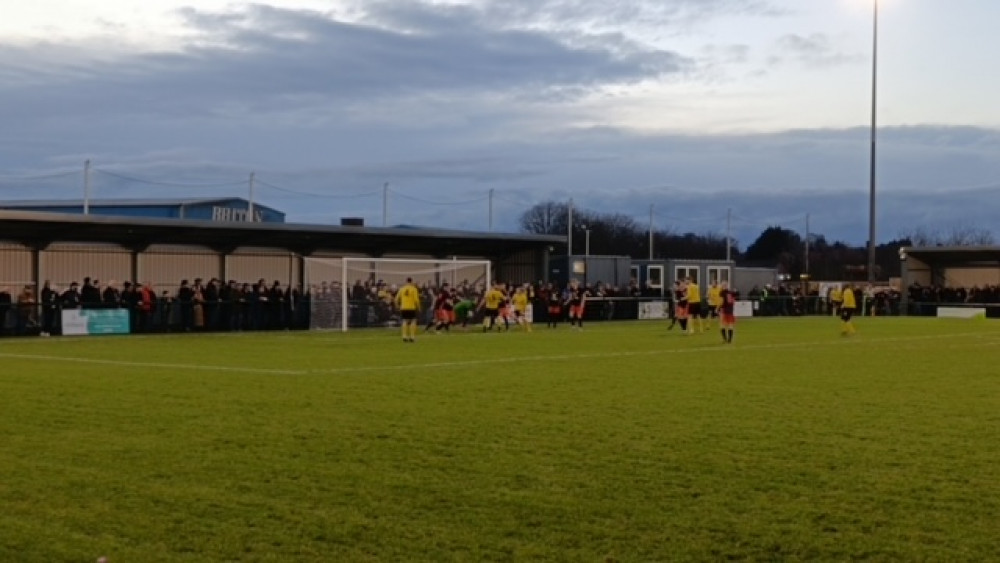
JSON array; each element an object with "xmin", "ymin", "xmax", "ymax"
[{"xmin": 867, "ymin": 0, "xmax": 879, "ymax": 282}]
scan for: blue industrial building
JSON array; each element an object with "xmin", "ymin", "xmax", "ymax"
[{"xmin": 0, "ymin": 198, "xmax": 285, "ymax": 223}]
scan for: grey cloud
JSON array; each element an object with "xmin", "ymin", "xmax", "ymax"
[
  {"xmin": 0, "ymin": 3, "xmax": 687, "ymax": 124},
  {"xmin": 454, "ymin": 0, "xmax": 786, "ymax": 31},
  {"xmin": 772, "ymin": 33, "xmax": 864, "ymax": 68},
  {"xmin": 701, "ymin": 44, "xmax": 751, "ymax": 65}
]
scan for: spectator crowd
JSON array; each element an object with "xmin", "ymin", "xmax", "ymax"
[
  {"xmin": 0, "ymin": 274, "xmax": 661, "ymax": 337},
  {"xmin": 5, "ymin": 275, "xmax": 996, "ymax": 336}
]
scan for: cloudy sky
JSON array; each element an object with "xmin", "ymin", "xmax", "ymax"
[{"xmin": 1, "ymin": 0, "xmax": 998, "ymax": 248}]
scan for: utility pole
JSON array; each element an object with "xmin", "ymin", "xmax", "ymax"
[
  {"xmin": 648, "ymin": 204, "xmax": 654, "ymax": 260},
  {"xmin": 567, "ymin": 198, "xmax": 574, "ymax": 258},
  {"xmin": 382, "ymin": 182, "xmax": 389, "ymax": 227},
  {"xmin": 805, "ymin": 213, "xmax": 811, "ymax": 278},
  {"xmin": 726, "ymin": 208, "xmax": 732, "ymax": 262},
  {"xmin": 248, "ymin": 172, "xmax": 255, "ymax": 222},
  {"xmin": 83, "ymin": 159, "xmax": 91, "ymax": 215}
]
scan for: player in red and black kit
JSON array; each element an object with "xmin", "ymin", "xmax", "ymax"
[
  {"xmin": 565, "ymin": 279, "xmax": 588, "ymax": 330},
  {"xmin": 668, "ymin": 280, "xmax": 688, "ymax": 332},
  {"xmin": 546, "ymin": 282, "xmax": 562, "ymax": 328},
  {"xmin": 426, "ymin": 284, "xmax": 454, "ymax": 332},
  {"xmin": 718, "ymin": 281, "xmax": 736, "ymax": 344}
]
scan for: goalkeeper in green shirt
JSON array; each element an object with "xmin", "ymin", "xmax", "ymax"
[{"xmin": 453, "ymin": 298, "xmax": 476, "ymax": 331}]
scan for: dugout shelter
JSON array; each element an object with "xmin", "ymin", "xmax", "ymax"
[{"xmin": 899, "ymin": 245, "xmax": 1000, "ymax": 317}]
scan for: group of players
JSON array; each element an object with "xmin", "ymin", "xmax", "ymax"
[
  {"xmin": 666, "ymin": 278, "xmax": 738, "ymax": 344},
  {"xmin": 394, "ymin": 274, "xmax": 859, "ymax": 344},
  {"xmin": 393, "ymin": 278, "xmax": 592, "ymax": 342}
]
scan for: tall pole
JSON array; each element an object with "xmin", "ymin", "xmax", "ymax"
[
  {"xmin": 726, "ymin": 208, "xmax": 732, "ymax": 262},
  {"xmin": 83, "ymin": 159, "xmax": 91, "ymax": 215},
  {"xmin": 867, "ymin": 0, "xmax": 879, "ymax": 282},
  {"xmin": 648, "ymin": 204, "xmax": 654, "ymax": 260},
  {"xmin": 248, "ymin": 171, "xmax": 255, "ymax": 222},
  {"xmin": 382, "ymin": 182, "xmax": 389, "ymax": 227},
  {"xmin": 805, "ymin": 213, "xmax": 811, "ymax": 278},
  {"xmin": 567, "ymin": 198, "xmax": 574, "ymax": 258},
  {"xmin": 488, "ymin": 188, "xmax": 494, "ymax": 232}
]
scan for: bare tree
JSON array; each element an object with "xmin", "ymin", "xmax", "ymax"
[
  {"xmin": 900, "ymin": 225, "xmax": 995, "ymax": 247},
  {"xmin": 945, "ymin": 226, "xmax": 995, "ymax": 246},
  {"xmin": 519, "ymin": 201, "xmax": 568, "ymax": 235}
]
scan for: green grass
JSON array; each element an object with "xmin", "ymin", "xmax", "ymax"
[{"xmin": 2, "ymin": 317, "xmax": 999, "ymax": 562}]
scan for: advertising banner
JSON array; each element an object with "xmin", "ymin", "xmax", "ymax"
[
  {"xmin": 638, "ymin": 301, "xmax": 670, "ymax": 320},
  {"xmin": 735, "ymin": 301, "xmax": 755, "ymax": 318},
  {"xmin": 61, "ymin": 309, "xmax": 131, "ymax": 336}
]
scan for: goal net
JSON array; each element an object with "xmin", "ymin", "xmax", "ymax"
[{"xmin": 304, "ymin": 257, "xmax": 491, "ymax": 331}]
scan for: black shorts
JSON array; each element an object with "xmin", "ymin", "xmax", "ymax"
[
  {"xmin": 484, "ymin": 307, "xmax": 498, "ymax": 319},
  {"xmin": 709, "ymin": 305, "xmax": 719, "ymax": 318},
  {"xmin": 840, "ymin": 308, "xmax": 854, "ymax": 322},
  {"xmin": 400, "ymin": 310, "xmax": 417, "ymax": 321},
  {"xmin": 688, "ymin": 302, "xmax": 702, "ymax": 317}
]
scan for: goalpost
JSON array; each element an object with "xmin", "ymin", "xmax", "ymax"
[{"xmin": 303, "ymin": 257, "xmax": 492, "ymax": 332}]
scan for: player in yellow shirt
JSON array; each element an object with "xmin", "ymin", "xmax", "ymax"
[
  {"xmin": 707, "ymin": 281, "xmax": 722, "ymax": 329},
  {"xmin": 395, "ymin": 277, "xmax": 422, "ymax": 342},
  {"xmin": 512, "ymin": 285, "xmax": 532, "ymax": 332},
  {"xmin": 478, "ymin": 282, "xmax": 506, "ymax": 331},
  {"xmin": 829, "ymin": 286, "xmax": 843, "ymax": 316},
  {"xmin": 686, "ymin": 278, "xmax": 704, "ymax": 334},
  {"xmin": 839, "ymin": 283, "xmax": 857, "ymax": 336}
]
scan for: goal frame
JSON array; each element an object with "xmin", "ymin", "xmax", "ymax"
[{"xmin": 332, "ymin": 257, "xmax": 492, "ymax": 332}]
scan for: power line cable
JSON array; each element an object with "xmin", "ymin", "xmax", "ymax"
[
  {"xmin": 388, "ymin": 188, "xmax": 489, "ymax": 206},
  {"xmin": 0, "ymin": 170, "xmax": 81, "ymax": 181},
  {"xmin": 94, "ymin": 168, "xmax": 248, "ymax": 188},
  {"xmin": 256, "ymin": 179, "xmax": 379, "ymax": 199}
]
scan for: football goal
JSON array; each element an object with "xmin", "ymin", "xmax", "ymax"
[{"xmin": 303, "ymin": 257, "xmax": 491, "ymax": 331}]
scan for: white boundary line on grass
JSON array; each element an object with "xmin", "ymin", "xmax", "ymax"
[
  {"xmin": 306, "ymin": 331, "xmax": 1000, "ymax": 375},
  {"xmin": 0, "ymin": 353, "xmax": 305, "ymax": 375},
  {"xmin": 2, "ymin": 331, "xmax": 996, "ymax": 378}
]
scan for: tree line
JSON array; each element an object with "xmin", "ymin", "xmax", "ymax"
[{"xmin": 519, "ymin": 201, "xmax": 995, "ymax": 281}]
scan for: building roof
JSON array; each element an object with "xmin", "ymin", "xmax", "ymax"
[
  {"xmin": 0, "ymin": 209, "xmax": 563, "ymax": 257},
  {"xmin": 902, "ymin": 245, "xmax": 1000, "ymax": 266},
  {"xmin": 0, "ymin": 197, "xmax": 280, "ymax": 212}
]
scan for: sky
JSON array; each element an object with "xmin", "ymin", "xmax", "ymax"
[{"xmin": 1, "ymin": 0, "xmax": 999, "ymax": 249}]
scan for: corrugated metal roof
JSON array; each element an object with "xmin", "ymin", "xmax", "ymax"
[
  {"xmin": 902, "ymin": 245, "xmax": 1000, "ymax": 265},
  {"xmin": 0, "ymin": 209, "xmax": 564, "ymax": 257},
  {"xmin": 0, "ymin": 197, "xmax": 245, "ymax": 207}
]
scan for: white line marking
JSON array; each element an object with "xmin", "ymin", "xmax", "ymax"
[
  {"xmin": 305, "ymin": 331, "xmax": 999, "ymax": 375},
  {"xmin": 0, "ymin": 353, "xmax": 305, "ymax": 375},
  {"xmin": 2, "ymin": 330, "xmax": 996, "ymax": 378}
]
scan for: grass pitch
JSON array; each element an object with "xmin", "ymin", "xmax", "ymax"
[{"xmin": 2, "ymin": 317, "xmax": 999, "ymax": 562}]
